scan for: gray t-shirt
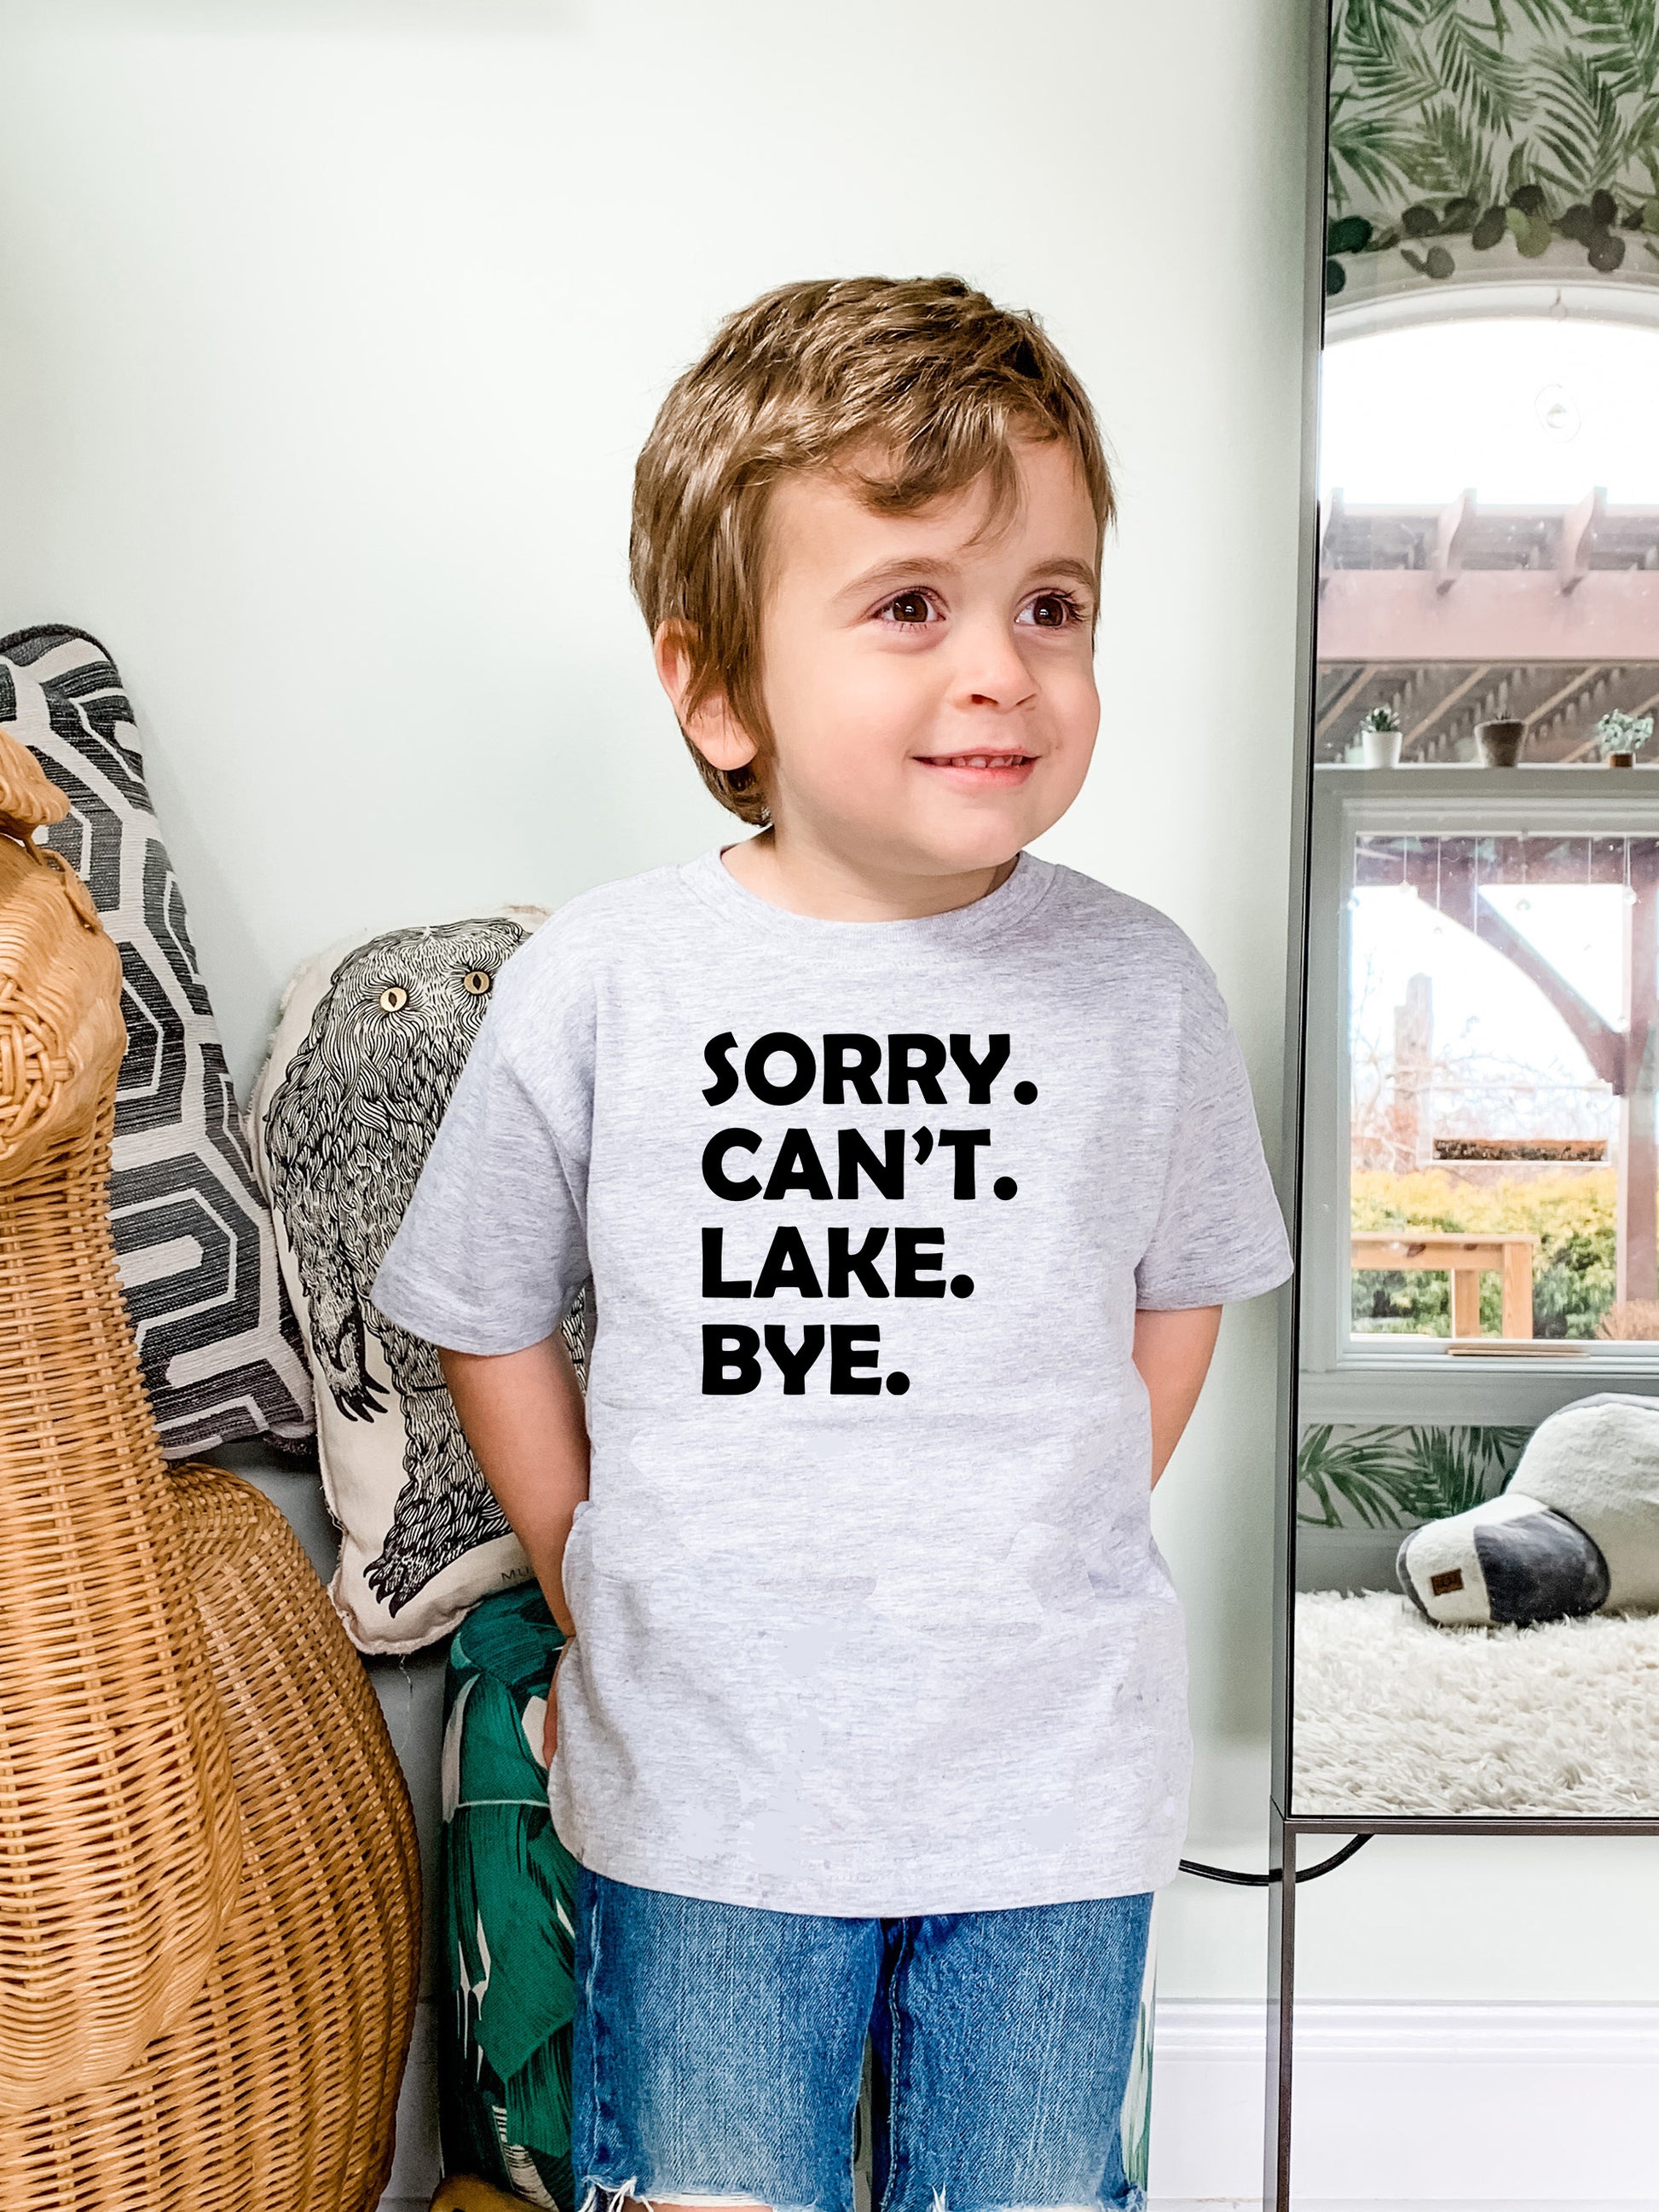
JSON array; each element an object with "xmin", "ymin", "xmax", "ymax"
[{"xmin": 373, "ymin": 848, "xmax": 1291, "ymax": 1914}]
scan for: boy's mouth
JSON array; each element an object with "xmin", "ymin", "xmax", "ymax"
[{"xmin": 914, "ymin": 749, "xmax": 1038, "ymax": 787}]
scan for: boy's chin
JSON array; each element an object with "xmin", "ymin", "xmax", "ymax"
[{"xmin": 897, "ymin": 815, "xmax": 1035, "ymax": 879}]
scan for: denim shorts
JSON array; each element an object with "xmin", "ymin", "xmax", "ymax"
[{"xmin": 572, "ymin": 1870, "xmax": 1152, "ymax": 2212}]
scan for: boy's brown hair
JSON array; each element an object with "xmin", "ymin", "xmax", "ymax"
[{"xmin": 631, "ymin": 274, "xmax": 1114, "ymax": 825}]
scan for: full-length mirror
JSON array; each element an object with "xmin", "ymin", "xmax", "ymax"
[{"xmin": 1289, "ymin": 0, "xmax": 1659, "ymax": 1825}]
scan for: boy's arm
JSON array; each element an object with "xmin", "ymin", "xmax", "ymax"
[
  {"xmin": 439, "ymin": 1333, "xmax": 590, "ymax": 1636},
  {"xmin": 1132, "ymin": 1305, "xmax": 1223, "ymax": 1487}
]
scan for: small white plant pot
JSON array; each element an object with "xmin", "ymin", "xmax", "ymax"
[{"xmin": 1361, "ymin": 728, "xmax": 1402, "ymax": 769}]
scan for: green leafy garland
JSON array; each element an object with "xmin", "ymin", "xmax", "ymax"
[{"xmin": 1327, "ymin": 0, "xmax": 1659, "ymax": 293}]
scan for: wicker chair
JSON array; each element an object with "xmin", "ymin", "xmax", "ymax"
[{"xmin": 0, "ymin": 727, "xmax": 421, "ymax": 2206}]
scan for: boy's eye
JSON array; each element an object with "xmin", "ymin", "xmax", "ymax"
[
  {"xmin": 1020, "ymin": 591, "xmax": 1083, "ymax": 629},
  {"xmin": 877, "ymin": 589, "xmax": 939, "ymax": 626}
]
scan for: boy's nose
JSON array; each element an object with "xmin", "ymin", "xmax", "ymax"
[{"xmin": 948, "ymin": 619, "xmax": 1038, "ymax": 713}]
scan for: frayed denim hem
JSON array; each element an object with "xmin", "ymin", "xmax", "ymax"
[
  {"xmin": 921, "ymin": 2195, "xmax": 1144, "ymax": 2212},
  {"xmin": 891, "ymin": 2192, "xmax": 1144, "ymax": 2212},
  {"xmin": 578, "ymin": 2180, "xmax": 822, "ymax": 2212}
]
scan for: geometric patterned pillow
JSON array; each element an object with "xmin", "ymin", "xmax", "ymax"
[{"xmin": 0, "ymin": 623, "xmax": 314, "ymax": 1457}]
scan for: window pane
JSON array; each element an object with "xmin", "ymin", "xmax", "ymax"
[{"xmin": 1349, "ymin": 831, "xmax": 1659, "ymax": 1343}]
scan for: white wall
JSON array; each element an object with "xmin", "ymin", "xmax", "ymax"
[
  {"xmin": 12, "ymin": 0, "xmax": 1646, "ymax": 2046},
  {"xmin": 0, "ymin": 0, "xmax": 1311, "ymax": 1090}
]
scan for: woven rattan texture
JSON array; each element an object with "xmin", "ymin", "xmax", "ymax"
[
  {"xmin": 0, "ymin": 1465, "xmax": 422, "ymax": 2206},
  {"xmin": 0, "ymin": 800, "xmax": 245, "ymax": 2112},
  {"xmin": 0, "ymin": 747, "xmax": 118, "ymax": 1181},
  {"xmin": 0, "ymin": 722, "xmax": 67, "ymax": 845}
]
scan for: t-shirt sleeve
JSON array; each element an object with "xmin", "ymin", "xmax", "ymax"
[
  {"xmin": 372, "ymin": 1006, "xmax": 588, "ymax": 1355},
  {"xmin": 1134, "ymin": 958, "xmax": 1293, "ymax": 1311}
]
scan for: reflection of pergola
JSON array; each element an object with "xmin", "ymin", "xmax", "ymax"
[
  {"xmin": 1356, "ymin": 833, "xmax": 1659, "ymax": 1302},
  {"xmin": 1318, "ymin": 497, "xmax": 1659, "ymax": 765}
]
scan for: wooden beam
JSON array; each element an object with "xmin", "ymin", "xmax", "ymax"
[
  {"xmin": 1502, "ymin": 1239, "xmax": 1535, "ymax": 1340},
  {"xmin": 1523, "ymin": 663, "xmax": 1610, "ymax": 758},
  {"xmin": 1558, "ymin": 487, "xmax": 1605, "ymax": 596},
  {"xmin": 1472, "ymin": 892, "xmax": 1627, "ymax": 1091},
  {"xmin": 1388, "ymin": 843, "xmax": 1627, "ymax": 1088},
  {"xmin": 1315, "ymin": 662, "xmax": 1382, "ymax": 742},
  {"xmin": 1402, "ymin": 662, "xmax": 1495, "ymax": 748},
  {"xmin": 1316, "ymin": 570, "xmax": 1659, "ymax": 661},
  {"xmin": 1431, "ymin": 488, "xmax": 1477, "ymax": 596}
]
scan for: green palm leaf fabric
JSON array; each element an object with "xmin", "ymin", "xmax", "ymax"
[
  {"xmin": 1327, "ymin": 0, "xmax": 1659, "ymax": 295},
  {"xmin": 439, "ymin": 1585, "xmax": 578, "ymax": 2209},
  {"xmin": 1298, "ymin": 1423, "xmax": 1533, "ymax": 1527}
]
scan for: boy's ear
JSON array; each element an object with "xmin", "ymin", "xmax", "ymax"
[{"xmin": 654, "ymin": 624, "xmax": 758, "ymax": 776}]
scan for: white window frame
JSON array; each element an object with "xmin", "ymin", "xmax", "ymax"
[{"xmin": 1300, "ymin": 763, "xmax": 1659, "ymax": 1424}]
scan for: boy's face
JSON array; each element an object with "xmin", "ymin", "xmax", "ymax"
[{"xmin": 683, "ymin": 436, "xmax": 1100, "ymax": 883}]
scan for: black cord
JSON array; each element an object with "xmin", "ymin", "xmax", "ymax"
[{"xmin": 1177, "ymin": 1834, "xmax": 1372, "ymax": 1886}]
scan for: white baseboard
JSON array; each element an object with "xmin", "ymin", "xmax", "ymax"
[
  {"xmin": 383, "ymin": 1995, "xmax": 1659, "ymax": 2209},
  {"xmin": 1149, "ymin": 2000, "xmax": 1659, "ymax": 2205}
]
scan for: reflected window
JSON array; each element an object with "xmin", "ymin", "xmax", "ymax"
[
  {"xmin": 1349, "ymin": 831, "xmax": 1658, "ymax": 1345},
  {"xmin": 1298, "ymin": 303, "xmax": 1659, "ymax": 1415},
  {"xmin": 1316, "ymin": 316, "xmax": 1659, "ymax": 767}
]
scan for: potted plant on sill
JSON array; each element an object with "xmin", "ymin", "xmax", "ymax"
[
  {"xmin": 1357, "ymin": 704, "xmax": 1403, "ymax": 769},
  {"xmin": 1475, "ymin": 715, "xmax": 1526, "ymax": 766},
  {"xmin": 1596, "ymin": 709, "xmax": 1655, "ymax": 769}
]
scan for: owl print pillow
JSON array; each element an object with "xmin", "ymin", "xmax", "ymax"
[{"xmin": 249, "ymin": 907, "xmax": 583, "ymax": 1654}]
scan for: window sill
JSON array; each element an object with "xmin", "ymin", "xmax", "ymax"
[{"xmin": 1298, "ymin": 1343, "xmax": 1659, "ymax": 1424}]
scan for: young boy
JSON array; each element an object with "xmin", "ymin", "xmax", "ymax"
[{"xmin": 374, "ymin": 274, "xmax": 1291, "ymax": 2212}]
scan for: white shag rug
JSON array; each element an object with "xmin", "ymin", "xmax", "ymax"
[{"xmin": 1293, "ymin": 1591, "xmax": 1659, "ymax": 1816}]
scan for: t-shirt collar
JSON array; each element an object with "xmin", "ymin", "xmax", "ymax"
[{"xmin": 681, "ymin": 843, "xmax": 1055, "ymax": 946}]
